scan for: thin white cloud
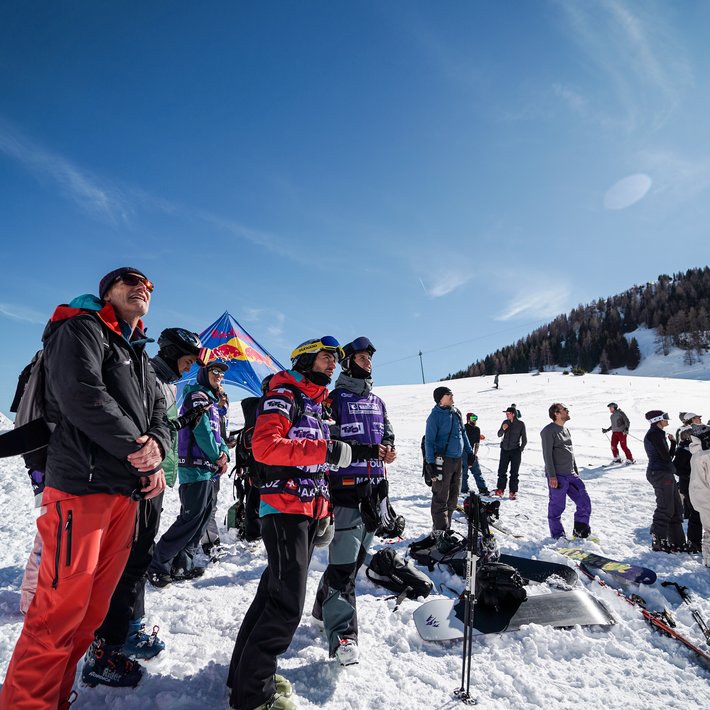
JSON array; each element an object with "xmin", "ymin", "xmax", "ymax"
[
  {"xmin": 552, "ymin": 0, "xmax": 693, "ymax": 131},
  {"xmin": 241, "ymin": 307, "xmax": 287, "ymax": 338},
  {"xmin": 495, "ymin": 279, "xmax": 570, "ymax": 321},
  {"xmin": 638, "ymin": 149, "xmax": 710, "ymax": 204},
  {"xmin": 604, "ymin": 173, "xmax": 652, "ymax": 210},
  {"xmin": 0, "ymin": 303, "xmax": 47, "ymax": 324},
  {"xmin": 420, "ymin": 271, "xmax": 472, "ymax": 298},
  {"xmin": 0, "ymin": 119, "xmax": 133, "ymax": 223}
]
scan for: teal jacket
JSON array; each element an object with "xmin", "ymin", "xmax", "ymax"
[{"xmin": 177, "ymin": 382, "xmax": 229, "ymax": 484}]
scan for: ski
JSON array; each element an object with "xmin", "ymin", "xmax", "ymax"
[
  {"xmin": 555, "ymin": 548, "xmax": 656, "ymax": 585},
  {"xmin": 661, "ymin": 581, "xmax": 710, "ymax": 645},
  {"xmin": 489, "ymin": 519, "xmax": 524, "ymax": 539},
  {"xmin": 579, "ymin": 564, "xmax": 710, "ymax": 668}
]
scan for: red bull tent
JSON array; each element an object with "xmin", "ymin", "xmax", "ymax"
[{"xmin": 178, "ymin": 311, "xmax": 284, "ymax": 398}]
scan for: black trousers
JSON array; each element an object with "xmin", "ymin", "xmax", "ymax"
[
  {"xmin": 646, "ymin": 467, "xmax": 686, "ymax": 546},
  {"xmin": 95, "ymin": 491, "xmax": 164, "ymax": 645},
  {"xmin": 228, "ymin": 513, "xmax": 318, "ymax": 709},
  {"xmin": 244, "ymin": 478, "xmax": 262, "ymax": 542},
  {"xmin": 496, "ymin": 448, "xmax": 522, "ymax": 493},
  {"xmin": 677, "ymin": 474, "xmax": 702, "ymax": 546}
]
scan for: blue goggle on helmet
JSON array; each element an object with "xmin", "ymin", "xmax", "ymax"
[{"xmin": 290, "ymin": 336, "xmax": 345, "ymax": 369}]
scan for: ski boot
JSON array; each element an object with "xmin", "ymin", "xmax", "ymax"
[
  {"xmin": 651, "ymin": 534, "xmax": 671, "ymax": 553},
  {"xmin": 478, "ymin": 488, "xmax": 490, "ymax": 496},
  {"xmin": 253, "ymin": 693, "xmax": 297, "ymax": 710},
  {"xmin": 611, "ymin": 458, "xmax": 622, "ymax": 465},
  {"xmin": 573, "ymin": 522, "xmax": 591, "ymax": 539},
  {"xmin": 509, "ymin": 492, "xmax": 517, "ymax": 500},
  {"xmin": 274, "ymin": 674, "xmax": 293, "ymax": 697},
  {"xmin": 82, "ymin": 638, "xmax": 143, "ymax": 688},
  {"xmin": 493, "ymin": 489, "xmax": 504, "ymax": 497},
  {"xmin": 147, "ymin": 570, "xmax": 173, "ymax": 588},
  {"xmin": 335, "ymin": 639, "xmax": 359, "ymax": 666},
  {"xmin": 625, "ymin": 459, "xmax": 635, "ymax": 465},
  {"xmin": 123, "ymin": 618, "xmax": 165, "ymax": 659}
]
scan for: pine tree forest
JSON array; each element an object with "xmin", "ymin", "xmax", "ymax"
[{"xmin": 448, "ymin": 266, "xmax": 710, "ymax": 380}]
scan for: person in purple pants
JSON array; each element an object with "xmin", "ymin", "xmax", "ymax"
[{"xmin": 540, "ymin": 402, "xmax": 592, "ymax": 540}]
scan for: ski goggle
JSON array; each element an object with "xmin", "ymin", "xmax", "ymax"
[
  {"xmin": 290, "ymin": 336, "xmax": 345, "ymax": 363},
  {"xmin": 648, "ymin": 412, "xmax": 669, "ymax": 424},
  {"xmin": 467, "ymin": 414, "xmax": 477, "ymax": 422},
  {"xmin": 117, "ymin": 273, "xmax": 154, "ymax": 292},
  {"xmin": 347, "ymin": 336, "xmax": 376, "ymax": 356}
]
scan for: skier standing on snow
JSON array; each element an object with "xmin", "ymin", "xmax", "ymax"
[
  {"xmin": 148, "ymin": 360, "xmax": 231, "ymax": 586},
  {"xmin": 674, "ymin": 418, "xmax": 703, "ymax": 553},
  {"xmin": 643, "ymin": 410, "xmax": 686, "ymax": 552},
  {"xmin": 601, "ymin": 402, "xmax": 634, "ymax": 464},
  {"xmin": 0, "ymin": 267, "xmax": 170, "ymax": 709},
  {"xmin": 227, "ymin": 337, "xmax": 371, "ymax": 710},
  {"xmin": 540, "ymin": 403, "xmax": 592, "ymax": 540},
  {"xmin": 462, "ymin": 413, "xmax": 489, "ymax": 495},
  {"xmin": 424, "ymin": 387, "xmax": 472, "ymax": 548},
  {"xmin": 83, "ymin": 328, "xmax": 206, "ymax": 686},
  {"xmin": 312, "ymin": 337, "xmax": 396, "ymax": 666},
  {"xmin": 689, "ymin": 424, "xmax": 710, "ymax": 568},
  {"xmin": 495, "ymin": 406, "xmax": 527, "ymax": 499}
]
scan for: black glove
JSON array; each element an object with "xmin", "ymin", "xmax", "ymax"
[
  {"xmin": 602, "ymin": 427, "xmax": 610, "ymax": 433},
  {"xmin": 350, "ymin": 442, "xmax": 381, "ymax": 461},
  {"xmin": 376, "ymin": 479, "xmax": 395, "ymax": 527},
  {"xmin": 325, "ymin": 440, "xmax": 352, "ymax": 468}
]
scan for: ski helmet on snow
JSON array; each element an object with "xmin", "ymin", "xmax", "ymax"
[
  {"xmin": 378, "ymin": 514, "xmax": 406, "ymax": 539},
  {"xmin": 290, "ymin": 336, "xmax": 345, "ymax": 372},
  {"xmin": 158, "ymin": 328, "xmax": 206, "ymax": 364},
  {"xmin": 607, "ymin": 402, "xmax": 618, "ymax": 410}
]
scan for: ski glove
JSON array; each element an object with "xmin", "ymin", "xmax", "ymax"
[
  {"xmin": 315, "ymin": 516, "xmax": 335, "ymax": 547},
  {"xmin": 326, "ymin": 440, "xmax": 352, "ymax": 469},
  {"xmin": 377, "ymin": 479, "xmax": 395, "ymax": 528},
  {"xmin": 602, "ymin": 427, "xmax": 611, "ymax": 433},
  {"xmin": 350, "ymin": 443, "xmax": 382, "ymax": 461}
]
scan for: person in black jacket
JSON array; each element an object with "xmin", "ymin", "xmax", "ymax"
[
  {"xmin": 0, "ymin": 267, "xmax": 171, "ymax": 709},
  {"xmin": 643, "ymin": 409, "xmax": 686, "ymax": 552},
  {"xmin": 495, "ymin": 406, "xmax": 527, "ymax": 499}
]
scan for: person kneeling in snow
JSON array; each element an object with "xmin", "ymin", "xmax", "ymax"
[{"xmin": 540, "ymin": 403, "xmax": 592, "ymax": 540}]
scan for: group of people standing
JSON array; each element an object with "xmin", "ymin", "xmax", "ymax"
[{"xmin": 1, "ymin": 266, "xmax": 399, "ymax": 710}]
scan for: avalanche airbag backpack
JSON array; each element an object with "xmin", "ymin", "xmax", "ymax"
[{"xmin": 366, "ymin": 548, "xmax": 433, "ymax": 608}]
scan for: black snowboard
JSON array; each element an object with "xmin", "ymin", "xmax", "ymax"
[{"xmin": 499, "ymin": 554, "xmax": 578, "ymax": 586}]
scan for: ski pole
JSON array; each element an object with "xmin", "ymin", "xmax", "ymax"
[
  {"xmin": 661, "ymin": 581, "xmax": 710, "ymax": 644},
  {"xmin": 454, "ymin": 493, "xmax": 479, "ymax": 706}
]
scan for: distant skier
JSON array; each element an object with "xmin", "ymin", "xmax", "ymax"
[
  {"xmin": 689, "ymin": 424, "xmax": 710, "ymax": 568},
  {"xmin": 602, "ymin": 402, "xmax": 634, "ymax": 464},
  {"xmin": 494, "ymin": 407, "xmax": 527, "ymax": 499},
  {"xmin": 462, "ymin": 413, "xmax": 489, "ymax": 495},
  {"xmin": 493, "ymin": 373, "xmax": 499, "ymax": 389},
  {"xmin": 643, "ymin": 410, "xmax": 686, "ymax": 552},
  {"xmin": 540, "ymin": 403, "xmax": 592, "ymax": 540}
]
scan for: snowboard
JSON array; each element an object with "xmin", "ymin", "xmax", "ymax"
[
  {"xmin": 556, "ymin": 548, "xmax": 656, "ymax": 585},
  {"xmin": 413, "ymin": 589, "xmax": 615, "ymax": 641},
  {"xmin": 499, "ymin": 554, "xmax": 578, "ymax": 586}
]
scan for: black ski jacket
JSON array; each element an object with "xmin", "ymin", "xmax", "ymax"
[{"xmin": 42, "ymin": 299, "xmax": 170, "ymax": 497}]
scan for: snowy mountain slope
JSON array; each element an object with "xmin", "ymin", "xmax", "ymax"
[{"xmin": 1, "ymin": 372, "xmax": 709, "ymax": 709}]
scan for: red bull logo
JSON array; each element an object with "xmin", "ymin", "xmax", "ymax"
[{"xmin": 208, "ymin": 336, "xmax": 277, "ymax": 370}]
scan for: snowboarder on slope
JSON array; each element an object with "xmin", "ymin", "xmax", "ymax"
[{"xmin": 602, "ymin": 402, "xmax": 634, "ymax": 464}]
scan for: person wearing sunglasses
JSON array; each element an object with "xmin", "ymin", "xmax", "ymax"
[
  {"xmin": 643, "ymin": 410, "xmax": 687, "ymax": 552},
  {"xmin": 0, "ymin": 267, "xmax": 171, "ymax": 709},
  {"xmin": 228, "ymin": 336, "xmax": 370, "ymax": 710},
  {"xmin": 148, "ymin": 360, "xmax": 230, "ymax": 588},
  {"xmin": 540, "ymin": 403, "xmax": 592, "ymax": 540},
  {"xmin": 311, "ymin": 336, "xmax": 397, "ymax": 667}
]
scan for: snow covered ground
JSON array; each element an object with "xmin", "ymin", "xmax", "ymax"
[{"xmin": 1, "ymin": 371, "xmax": 709, "ymax": 709}]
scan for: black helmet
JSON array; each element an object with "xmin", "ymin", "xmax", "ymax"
[
  {"xmin": 607, "ymin": 402, "xmax": 618, "ymax": 409},
  {"xmin": 261, "ymin": 374, "xmax": 274, "ymax": 394},
  {"xmin": 343, "ymin": 336, "xmax": 376, "ymax": 359},
  {"xmin": 158, "ymin": 328, "xmax": 203, "ymax": 357}
]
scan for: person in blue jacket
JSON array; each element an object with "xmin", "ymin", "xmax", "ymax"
[{"xmin": 424, "ymin": 386, "xmax": 472, "ymax": 545}]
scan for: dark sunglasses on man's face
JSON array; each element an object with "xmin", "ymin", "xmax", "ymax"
[
  {"xmin": 118, "ymin": 273, "xmax": 154, "ymax": 292},
  {"xmin": 210, "ymin": 368, "xmax": 226, "ymax": 377}
]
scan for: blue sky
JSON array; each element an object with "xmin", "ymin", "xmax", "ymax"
[{"xmin": 1, "ymin": 0, "xmax": 710, "ymax": 409}]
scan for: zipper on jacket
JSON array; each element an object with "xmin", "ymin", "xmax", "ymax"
[
  {"xmin": 65, "ymin": 511, "xmax": 73, "ymax": 566},
  {"xmin": 52, "ymin": 502, "xmax": 63, "ymax": 589}
]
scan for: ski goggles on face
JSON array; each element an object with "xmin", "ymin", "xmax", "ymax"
[
  {"xmin": 117, "ymin": 273, "xmax": 154, "ymax": 292},
  {"xmin": 290, "ymin": 336, "xmax": 345, "ymax": 363},
  {"xmin": 648, "ymin": 412, "xmax": 670, "ymax": 424}
]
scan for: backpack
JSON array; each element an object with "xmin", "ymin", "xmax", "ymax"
[
  {"xmin": 475, "ymin": 562, "xmax": 527, "ymax": 609},
  {"xmin": 231, "ymin": 386, "xmax": 305, "ymax": 486},
  {"xmin": 366, "ymin": 548, "xmax": 433, "ymax": 607}
]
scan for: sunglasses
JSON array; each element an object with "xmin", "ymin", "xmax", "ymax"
[
  {"xmin": 209, "ymin": 368, "xmax": 226, "ymax": 377},
  {"xmin": 118, "ymin": 273, "xmax": 154, "ymax": 292}
]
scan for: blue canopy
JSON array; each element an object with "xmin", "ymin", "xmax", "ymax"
[{"xmin": 178, "ymin": 311, "xmax": 284, "ymax": 398}]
